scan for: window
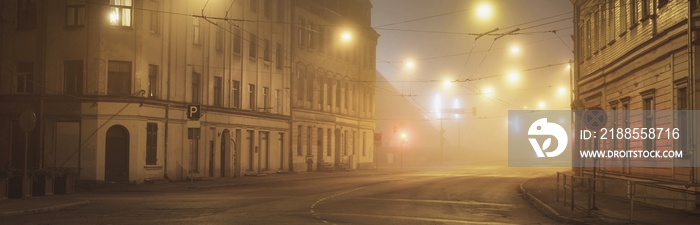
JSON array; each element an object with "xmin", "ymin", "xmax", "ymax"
[
  {"xmin": 16, "ymin": 62, "xmax": 34, "ymax": 94},
  {"xmin": 327, "ymin": 129, "xmax": 332, "ymax": 156},
  {"xmin": 641, "ymin": 90, "xmax": 654, "ymax": 151},
  {"xmin": 641, "ymin": 0, "xmax": 650, "ymax": 18},
  {"xmin": 345, "ymin": 83, "xmax": 350, "ymax": 109},
  {"xmin": 264, "ymin": 0, "xmax": 272, "ymax": 18},
  {"xmin": 17, "ymin": 0, "xmax": 37, "ymax": 30},
  {"xmin": 608, "ymin": 0, "xmax": 615, "ymax": 42},
  {"xmin": 146, "ymin": 123, "xmax": 158, "ymax": 165},
  {"xmin": 307, "ymin": 126, "xmax": 312, "ymax": 155},
  {"xmin": 64, "ymin": 60, "xmax": 83, "ymax": 95},
  {"xmin": 250, "ymin": 0, "xmax": 258, "ymax": 13},
  {"xmin": 249, "ymin": 84, "xmax": 256, "ymax": 110},
  {"xmin": 232, "ymin": 80, "xmax": 241, "ymax": 108},
  {"xmin": 677, "ymin": 84, "xmax": 689, "ymax": 158},
  {"xmin": 336, "ymin": 80, "xmax": 341, "ymax": 107},
  {"xmin": 66, "ymin": 0, "xmax": 86, "ymax": 27},
  {"xmin": 319, "ymin": 27, "xmax": 326, "ymax": 53},
  {"xmin": 148, "ymin": 65, "xmax": 158, "ymax": 98},
  {"xmin": 213, "ymin": 76, "xmax": 222, "ymax": 107},
  {"xmin": 327, "ymin": 80, "xmax": 333, "ymax": 107},
  {"xmin": 193, "ymin": 18, "xmax": 200, "ymax": 45},
  {"xmin": 297, "ymin": 18, "xmax": 305, "ymax": 47},
  {"xmin": 149, "ymin": 0, "xmax": 160, "ymax": 33},
  {"xmin": 620, "ymin": 0, "xmax": 628, "ymax": 32},
  {"xmin": 630, "ymin": 0, "xmax": 638, "ymax": 25},
  {"xmin": 233, "ymin": 28, "xmax": 242, "ymax": 54},
  {"xmin": 296, "ymin": 72, "xmax": 304, "ymax": 101},
  {"xmin": 307, "ymin": 75, "xmax": 314, "ymax": 104},
  {"xmin": 264, "ymin": 39, "xmax": 271, "ymax": 62},
  {"xmin": 275, "ymin": 89, "xmax": 282, "ymax": 113},
  {"xmin": 659, "ymin": 0, "xmax": 668, "ymax": 8},
  {"xmin": 263, "ymin": 87, "xmax": 270, "ymax": 112},
  {"xmin": 192, "ymin": 139, "xmax": 199, "ymax": 172},
  {"xmin": 309, "ymin": 24, "xmax": 316, "ymax": 50},
  {"xmin": 108, "ymin": 61, "xmax": 132, "ymax": 95},
  {"xmin": 216, "ymin": 28, "xmax": 224, "ymax": 51},
  {"xmin": 318, "ymin": 77, "xmax": 325, "ymax": 108},
  {"xmin": 249, "ymin": 34, "xmax": 258, "ymax": 59},
  {"xmin": 192, "ymin": 72, "xmax": 201, "ymax": 103},
  {"xmin": 109, "ymin": 0, "xmax": 132, "ymax": 27},
  {"xmin": 276, "ymin": 43, "xmax": 283, "ymax": 69},
  {"xmin": 297, "ymin": 126, "xmax": 303, "ymax": 156}
]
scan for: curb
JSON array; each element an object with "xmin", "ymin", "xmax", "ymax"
[
  {"xmin": 0, "ymin": 200, "xmax": 90, "ymax": 217},
  {"xmin": 519, "ymin": 178, "xmax": 587, "ymax": 225}
]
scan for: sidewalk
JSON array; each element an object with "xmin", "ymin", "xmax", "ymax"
[
  {"xmin": 521, "ymin": 174, "xmax": 700, "ymax": 225},
  {"xmin": 0, "ymin": 168, "xmax": 401, "ymax": 217}
]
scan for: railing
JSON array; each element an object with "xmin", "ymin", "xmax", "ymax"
[{"xmin": 556, "ymin": 171, "xmax": 700, "ymax": 222}]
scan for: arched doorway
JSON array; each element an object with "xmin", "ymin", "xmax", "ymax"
[
  {"xmin": 221, "ymin": 129, "xmax": 230, "ymax": 177},
  {"xmin": 105, "ymin": 125, "xmax": 129, "ymax": 182}
]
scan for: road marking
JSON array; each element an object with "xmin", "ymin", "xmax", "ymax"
[
  {"xmin": 309, "ymin": 186, "xmax": 368, "ymax": 225},
  {"xmin": 316, "ymin": 212, "xmax": 518, "ymax": 225},
  {"xmin": 356, "ymin": 198, "xmax": 515, "ymax": 208}
]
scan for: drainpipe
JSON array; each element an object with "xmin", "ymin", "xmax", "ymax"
[
  {"xmin": 288, "ymin": 0, "xmax": 296, "ymax": 172},
  {"xmin": 163, "ymin": 0, "xmax": 174, "ymax": 180},
  {"xmin": 688, "ymin": 1, "xmax": 696, "ymax": 184}
]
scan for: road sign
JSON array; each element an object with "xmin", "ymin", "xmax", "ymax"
[
  {"xmin": 19, "ymin": 110, "xmax": 37, "ymax": 132},
  {"xmin": 187, "ymin": 105, "xmax": 201, "ymax": 120},
  {"xmin": 583, "ymin": 107, "xmax": 607, "ymax": 130}
]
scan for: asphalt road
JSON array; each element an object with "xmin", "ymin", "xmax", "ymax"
[{"xmin": 3, "ymin": 166, "xmax": 563, "ymax": 224}]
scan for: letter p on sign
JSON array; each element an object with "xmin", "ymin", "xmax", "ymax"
[{"xmin": 187, "ymin": 105, "xmax": 201, "ymax": 120}]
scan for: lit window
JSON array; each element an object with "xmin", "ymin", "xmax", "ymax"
[{"xmin": 109, "ymin": 0, "xmax": 132, "ymax": 27}]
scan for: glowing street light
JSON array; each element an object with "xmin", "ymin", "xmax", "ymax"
[
  {"xmin": 443, "ymin": 80, "xmax": 453, "ymax": 89},
  {"xmin": 510, "ymin": 46, "xmax": 520, "ymax": 55},
  {"xmin": 341, "ymin": 31, "xmax": 352, "ymax": 43},
  {"xmin": 558, "ymin": 87, "xmax": 567, "ymax": 95},
  {"xmin": 404, "ymin": 59, "xmax": 415, "ymax": 70},
  {"xmin": 476, "ymin": 2, "xmax": 493, "ymax": 20},
  {"xmin": 483, "ymin": 86, "xmax": 494, "ymax": 96},
  {"xmin": 538, "ymin": 101, "xmax": 546, "ymax": 109},
  {"xmin": 507, "ymin": 71, "xmax": 519, "ymax": 83}
]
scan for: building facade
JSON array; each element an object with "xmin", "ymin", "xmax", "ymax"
[
  {"xmin": 0, "ymin": 0, "xmax": 376, "ymax": 183},
  {"xmin": 290, "ymin": 0, "xmax": 378, "ymax": 172},
  {"xmin": 571, "ymin": 0, "xmax": 700, "ymax": 209}
]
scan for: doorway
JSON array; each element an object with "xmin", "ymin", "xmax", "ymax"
[
  {"xmin": 105, "ymin": 125, "xmax": 129, "ymax": 182},
  {"xmin": 221, "ymin": 130, "xmax": 230, "ymax": 177}
]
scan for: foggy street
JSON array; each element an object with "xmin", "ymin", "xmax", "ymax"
[{"xmin": 2, "ymin": 166, "xmax": 560, "ymax": 225}]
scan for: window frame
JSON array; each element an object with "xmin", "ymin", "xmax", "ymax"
[
  {"xmin": 148, "ymin": 64, "xmax": 158, "ymax": 98},
  {"xmin": 65, "ymin": 0, "xmax": 86, "ymax": 27},
  {"xmin": 109, "ymin": 0, "xmax": 133, "ymax": 28},
  {"xmin": 107, "ymin": 60, "xmax": 132, "ymax": 96},
  {"xmin": 146, "ymin": 122, "xmax": 158, "ymax": 165}
]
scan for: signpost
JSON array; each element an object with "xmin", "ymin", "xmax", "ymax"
[
  {"xmin": 187, "ymin": 105, "xmax": 201, "ymax": 184},
  {"xmin": 583, "ymin": 106, "xmax": 606, "ymax": 211}
]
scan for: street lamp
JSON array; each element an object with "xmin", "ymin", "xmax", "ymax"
[
  {"xmin": 341, "ymin": 31, "xmax": 353, "ymax": 43},
  {"xmin": 476, "ymin": 2, "xmax": 494, "ymax": 20},
  {"xmin": 400, "ymin": 132, "xmax": 408, "ymax": 171}
]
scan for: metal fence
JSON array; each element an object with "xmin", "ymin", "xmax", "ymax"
[{"xmin": 555, "ymin": 172, "xmax": 700, "ymax": 222}]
